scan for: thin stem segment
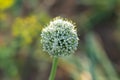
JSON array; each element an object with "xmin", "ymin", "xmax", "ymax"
[{"xmin": 49, "ymin": 57, "xmax": 58, "ymax": 80}]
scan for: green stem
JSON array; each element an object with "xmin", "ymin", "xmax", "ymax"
[{"xmin": 49, "ymin": 57, "xmax": 58, "ymax": 80}]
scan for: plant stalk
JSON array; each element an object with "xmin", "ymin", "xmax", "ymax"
[{"xmin": 49, "ymin": 57, "xmax": 58, "ymax": 80}]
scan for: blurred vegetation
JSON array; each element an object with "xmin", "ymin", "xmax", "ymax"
[{"xmin": 0, "ymin": 0, "xmax": 120, "ymax": 80}]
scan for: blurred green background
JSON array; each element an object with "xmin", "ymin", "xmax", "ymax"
[{"xmin": 0, "ymin": 0, "xmax": 120, "ymax": 80}]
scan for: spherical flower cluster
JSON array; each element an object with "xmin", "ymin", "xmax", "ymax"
[{"xmin": 41, "ymin": 17, "xmax": 79, "ymax": 57}]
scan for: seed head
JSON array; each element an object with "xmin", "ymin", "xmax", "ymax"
[{"xmin": 41, "ymin": 17, "xmax": 79, "ymax": 57}]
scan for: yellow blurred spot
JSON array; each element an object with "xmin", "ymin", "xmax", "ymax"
[
  {"xmin": 0, "ymin": 0, "xmax": 15, "ymax": 10},
  {"xmin": 12, "ymin": 15, "xmax": 42, "ymax": 45},
  {"xmin": 0, "ymin": 12, "xmax": 7, "ymax": 20},
  {"xmin": 80, "ymin": 71, "xmax": 92, "ymax": 80}
]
